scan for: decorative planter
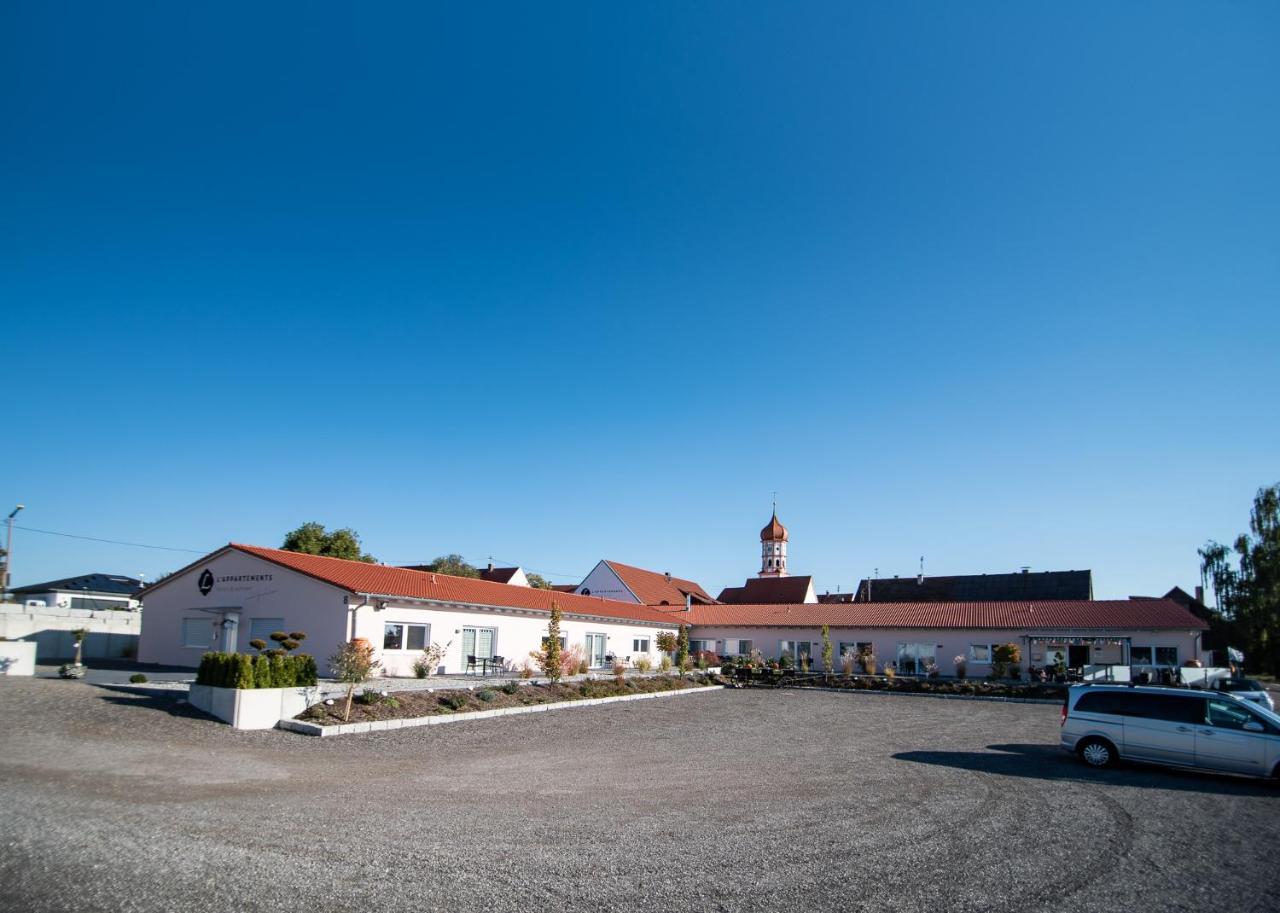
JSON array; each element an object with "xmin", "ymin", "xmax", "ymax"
[{"xmin": 188, "ymin": 684, "xmax": 319, "ymax": 730}]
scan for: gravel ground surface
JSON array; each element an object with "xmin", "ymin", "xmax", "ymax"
[{"xmin": 1, "ymin": 678, "xmax": 1276, "ymax": 913}]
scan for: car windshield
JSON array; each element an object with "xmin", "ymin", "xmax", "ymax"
[{"xmin": 1219, "ymin": 679, "xmax": 1265, "ymax": 692}]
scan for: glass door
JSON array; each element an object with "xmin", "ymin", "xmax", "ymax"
[
  {"xmin": 462, "ymin": 627, "xmax": 495, "ymax": 660},
  {"xmin": 585, "ymin": 633, "xmax": 607, "ymax": 668},
  {"xmin": 896, "ymin": 643, "xmax": 936, "ymax": 675}
]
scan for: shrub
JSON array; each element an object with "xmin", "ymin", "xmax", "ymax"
[
  {"xmin": 301, "ymin": 704, "xmax": 326, "ymax": 720},
  {"xmin": 884, "ymin": 664, "xmax": 896, "ymax": 680},
  {"xmin": 634, "ymin": 655, "xmax": 653, "ymax": 673},
  {"xmin": 779, "ymin": 653, "xmax": 794, "ymax": 671},
  {"xmin": 296, "ymin": 654, "xmax": 318, "ymax": 686},
  {"xmin": 841, "ymin": 653, "xmax": 856, "ymax": 678},
  {"xmin": 612, "ymin": 661, "xmax": 626, "ymax": 683},
  {"xmin": 476, "ymin": 689, "xmax": 497, "ymax": 703},
  {"xmin": 552, "ymin": 643, "xmax": 584, "ymax": 677},
  {"xmin": 129, "ymin": 673, "xmax": 148, "ymax": 684},
  {"xmin": 676, "ymin": 625, "xmax": 690, "ymax": 670},
  {"xmin": 270, "ymin": 654, "xmax": 294, "ymax": 688},
  {"xmin": 249, "ymin": 639, "xmax": 267, "ymax": 652},
  {"xmin": 659, "ymin": 655, "xmax": 673, "ymax": 672},
  {"xmin": 253, "ymin": 653, "xmax": 272, "ymax": 688},
  {"xmin": 519, "ymin": 660, "xmax": 534, "ymax": 679},
  {"xmin": 821, "ymin": 625, "xmax": 834, "ymax": 675},
  {"xmin": 577, "ymin": 659, "xmax": 589, "ymax": 674},
  {"xmin": 438, "ymin": 692, "xmax": 468, "ymax": 711},
  {"xmin": 500, "ymin": 680, "xmax": 520, "ymax": 695},
  {"xmin": 289, "ymin": 632, "xmax": 307, "ymax": 644},
  {"xmin": 233, "ymin": 654, "xmax": 255, "ymax": 689}
]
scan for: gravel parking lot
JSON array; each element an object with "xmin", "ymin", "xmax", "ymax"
[{"xmin": 1, "ymin": 679, "xmax": 1276, "ymax": 913}]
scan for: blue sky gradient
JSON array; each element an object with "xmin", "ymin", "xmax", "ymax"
[{"xmin": 2, "ymin": 2, "xmax": 1277, "ymax": 598}]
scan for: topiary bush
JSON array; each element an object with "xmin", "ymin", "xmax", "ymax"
[{"xmin": 129, "ymin": 673, "xmax": 148, "ymax": 684}]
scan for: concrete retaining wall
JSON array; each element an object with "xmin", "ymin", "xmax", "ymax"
[
  {"xmin": 188, "ymin": 683, "xmax": 318, "ymax": 730},
  {"xmin": 0, "ymin": 602, "xmax": 141, "ymax": 661},
  {"xmin": 0, "ymin": 641, "xmax": 37, "ymax": 676}
]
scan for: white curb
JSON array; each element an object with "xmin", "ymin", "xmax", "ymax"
[{"xmin": 279, "ymin": 684, "xmax": 726, "ymax": 737}]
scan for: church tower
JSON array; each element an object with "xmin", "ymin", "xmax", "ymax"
[{"xmin": 759, "ymin": 508, "xmax": 789, "ymax": 577}]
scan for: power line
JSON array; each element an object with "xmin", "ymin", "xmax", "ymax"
[{"xmin": 13, "ymin": 525, "xmax": 209, "ymax": 554}]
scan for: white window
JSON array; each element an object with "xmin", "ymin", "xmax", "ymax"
[
  {"xmin": 735, "ymin": 639, "xmax": 754, "ymax": 656},
  {"xmin": 689, "ymin": 639, "xmax": 714, "ymax": 654},
  {"xmin": 632, "ymin": 637, "xmax": 650, "ymax": 653},
  {"xmin": 384, "ymin": 622, "xmax": 430, "ymax": 651},
  {"xmin": 248, "ymin": 618, "xmax": 285, "ymax": 644},
  {"xmin": 839, "ymin": 641, "xmax": 872, "ymax": 657},
  {"xmin": 969, "ymin": 644, "xmax": 993, "ymax": 663},
  {"xmin": 182, "ymin": 618, "xmax": 211, "ymax": 649}
]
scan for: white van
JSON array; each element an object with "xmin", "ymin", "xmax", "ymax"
[{"xmin": 1060, "ymin": 684, "xmax": 1280, "ymax": 779}]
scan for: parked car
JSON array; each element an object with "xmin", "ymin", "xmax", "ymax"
[
  {"xmin": 1060, "ymin": 684, "xmax": 1280, "ymax": 779},
  {"xmin": 1213, "ymin": 678, "xmax": 1275, "ymax": 712}
]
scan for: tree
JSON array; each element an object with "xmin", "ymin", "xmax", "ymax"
[
  {"xmin": 1201, "ymin": 483, "xmax": 1280, "ymax": 674},
  {"xmin": 541, "ymin": 602, "xmax": 563, "ymax": 682},
  {"xmin": 655, "ymin": 631, "xmax": 677, "ymax": 656},
  {"xmin": 281, "ymin": 522, "xmax": 376, "ymax": 563},
  {"xmin": 330, "ymin": 638, "xmax": 381, "ymax": 722},
  {"xmin": 423, "ymin": 554, "xmax": 480, "ymax": 578},
  {"xmin": 821, "ymin": 625, "xmax": 834, "ymax": 675},
  {"xmin": 676, "ymin": 625, "xmax": 690, "ymax": 671},
  {"xmin": 525, "ymin": 572, "xmax": 552, "ymax": 589}
]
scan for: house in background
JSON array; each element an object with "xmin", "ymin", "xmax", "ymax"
[
  {"xmin": 9, "ymin": 573, "xmax": 143, "ymax": 611},
  {"xmin": 576, "ymin": 559, "xmax": 716, "ymax": 606},
  {"xmin": 851, "ymin": 569, "xmax": 1093, "ymax": 603}
]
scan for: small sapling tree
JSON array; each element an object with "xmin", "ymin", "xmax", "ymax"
[{"xmin": 330, "ymin": 638, "xmax": 381, "ymax": 722}]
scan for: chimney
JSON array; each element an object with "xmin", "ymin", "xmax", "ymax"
[
  {"xmin": 1195, "ymin": 585, "xmax": 1204, "ymax": 604},
  {"xmin": 665, "ymin": 572, "xmax": 672, "ymax": 583}
]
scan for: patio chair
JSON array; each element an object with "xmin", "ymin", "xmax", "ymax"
[
  {"xmin": 490, "ymin": 655, "xmax": 505, "ymax": 676},
  {"xmin": 465, "ymin": 654, "xmax": 478, "ymax": 675}
]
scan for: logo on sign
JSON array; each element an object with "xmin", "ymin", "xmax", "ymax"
[{"xmin": 198, "ymin": 569, "xmax": 215, "ymax": 596}]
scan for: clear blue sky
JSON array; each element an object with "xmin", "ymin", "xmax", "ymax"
[{"xmin": 3, "ymin": 2, "xmax": 1277, "ymax": 600}]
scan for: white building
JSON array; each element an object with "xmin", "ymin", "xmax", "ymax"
[{"xmin": 138, "ymin": 544, "xmax": 681, "ymax": 676}]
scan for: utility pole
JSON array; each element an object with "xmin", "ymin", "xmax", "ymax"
[{"xmin": 2, "ymin": 504, "xmax": 24, "ymax": 603}]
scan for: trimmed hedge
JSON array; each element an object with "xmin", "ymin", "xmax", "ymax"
[{"xmin": 196, "ymin": 652, "xmax": 319, "ymax": 689}]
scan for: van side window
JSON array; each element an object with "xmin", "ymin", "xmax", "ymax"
[{"xmin": 1143, "ymin": 694, "xmax": 1205, "ymax": 724}]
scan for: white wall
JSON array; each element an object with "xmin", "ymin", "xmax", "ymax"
[
  {"xmin": 575, "ymin": 562, "xmax": 637, "ymax": 603},
  {"xmin": 355, "ymin": 601, "xmax": 672, "ymax": 677},
  {"xmin": 690, "ymin": 624, "xmax": 1203, "ymax": 674},
  {"xmin": 138, "ymin": 551, "xmax": 350, "ymax": 668}
]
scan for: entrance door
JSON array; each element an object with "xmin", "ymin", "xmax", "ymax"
[
  {"xmin": 1068, "ymin": 645, "xmax": 1090, "ymax": 670},
  {"xmin": 585, "ymin": 633, "xmax": 607, "ymax": 668}
]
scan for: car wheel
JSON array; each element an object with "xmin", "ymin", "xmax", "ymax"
[{"xmin": 1078, "ymin": 737, "xmax": 1117, "ymax": 769}]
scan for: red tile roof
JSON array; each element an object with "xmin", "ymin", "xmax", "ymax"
[
  {"xmin": 600, "ymin": 560, "xmax": 716, "ymax": 606},
  {"xmin": 661, "ymin": 599, "xmax": 1209, "ymax": 631},
  {"xmin": 227, "ymin": 545, "xmax": 680, "ymax": 626},
  {"xmin": 718, "ymin": 575, "xmax": 814, "ymax": 604}
]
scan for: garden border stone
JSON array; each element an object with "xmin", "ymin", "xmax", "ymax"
[{"xmin": 280, "ymin": 683, "xmax": 726, "ymax": 737}]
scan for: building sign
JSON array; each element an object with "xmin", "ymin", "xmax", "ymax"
[{"xmin": 198, "ymin": 568, "xmax": 273, "ymax": 596}]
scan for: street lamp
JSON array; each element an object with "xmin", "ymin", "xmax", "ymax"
[{"xmin": 2, "ymin": 504, "xmax": 23, "ymax": 603}]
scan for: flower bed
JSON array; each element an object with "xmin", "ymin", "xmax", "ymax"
[
  {"xmin": 730, "ymin": 670, "xmax": 1067, "ymax": 701},
  {"xmin": 296, "ymin": 673, "xmax": 718, "ymax": 727}
]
